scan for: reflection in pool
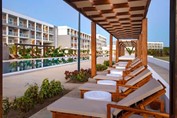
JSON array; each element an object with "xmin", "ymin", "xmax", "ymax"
[{"xmin": 3, "ymin": 57, "xmax": 89, "ymax": 74}]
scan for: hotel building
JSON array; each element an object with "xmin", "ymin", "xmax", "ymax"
[
  {"xmin": 148, "ymin": 42, "xmax": 164, "ymax": 50},
  {"xmin": 2, "ymin": 9, "xmax": 107, "ymax": 53},
  {"xmin": 96, "ymin": 34, "xmax": 107, "ymax": 51},
  {"xmin": 2, "ymin": 8, "xmax": 57, "ymax": 47},
  {"xmin": 57, "ymin": 26, "xmax": 107, "ymax": 52},
  {"xmin": 57, "ymin": 26, "xmax": 91, "ymax": 51}
]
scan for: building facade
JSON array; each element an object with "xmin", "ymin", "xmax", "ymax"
[
  {"xmin": 148, "ymin": 42, "xmax": 164, "ymax": 50},
  {"xmin": 96, "ymin": 34, "xmax": 107, "ymax": 51},
  {"xmin": 2, "ymin": 9, "xmax": 107, "ymax": 53},
  {"xmin": 2, "ymin": 8, "xmax": 57, "ymax": 46},
  {"xmin": 57, "ymin": 26, "xmax": 91, "ymax": 51}
]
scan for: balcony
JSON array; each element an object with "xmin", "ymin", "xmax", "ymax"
[
  {"xmin": 20, "ymin": 33, "xmax": 29, "ymax": 38},
  {"xmin": 8, "ymin": 21, "xmax": 17, "ymax": 26},
  {"xmin": 36, "ymin": 27, "xmax": 42, "ymax": 32},
  {"xmin": 8, "ymin": 31, "xmax": 18, "ymax": 36},
  {"xmin": 3, "ymin": 30, "xmax": 6, "ymax": 35},
  {"xmin": 43, "ymin": 37, "xmax": 48, "ymax": 40},
  {"xmin": 29, "ymin": 26, "xmax": 35, "ymax": 30},
  {"xmin": 19, "ymin": 23, "xmax": 27, "ymax": 28},
  {"xmin": 2, "ymin": 19, "xmax": 6, "ymax": 24},
  {"xmin": 49, "ymin": 30, "xmax": 54, "ymax": 34},
  {"xmin": 49, "ymin": 38, "xmax": 54, "ymax": 41},
  {"xmin": 36, "ymin": 36, "xmax": 41, "ymax": 39},
  {"xmin": 30, "ymin": 34, "xmax": 35, "ymax": 38}
]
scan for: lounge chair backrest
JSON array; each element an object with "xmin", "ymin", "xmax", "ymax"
[
  {"xmin": 131, "ymin": 58, "xmax": 140, "ymax": 65},
  {"xmin": 113, "ymin": 78, "xmax": 164, "ymax": 115},
  {"xmin": 122, "ymin": 69, "xmax": 151, "ymax": 92},
  {"xmin": 129, "ymin": 59, "xmax": 141, "ymax": 68},
  {"xmin": 124, "ymin": 66, "xmax": 145, "ymax": 81}
]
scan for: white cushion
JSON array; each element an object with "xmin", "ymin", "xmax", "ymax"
[
  {"xmin": 110, "ymin": 70, "xmax": 123, "ymax": 75},
  {"xmin": 84, "ymin": 91, "xmax": 112, "ymax": 102},
  {"xmin": 106, "ymin": 73, "xmax": 122, "ymax": 77},
  {"xmin": 97, "ymin": 80, "xmax": 116, "ymax": 86}
]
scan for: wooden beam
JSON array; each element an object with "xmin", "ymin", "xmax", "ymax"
[
  {"xmin": 91, "ymin": 22, "xmax": 96, "ymax": 77},
  {"xmin": 109, "ymin": 35, "xmax": 113, "ymax": 67},
  {"xmin": 116, "ymin": 39, "xmax": 119, "ymax": 62},
  {"xmin": 142, "ymin": 18, "xmax": 147, "ymax": 65}
]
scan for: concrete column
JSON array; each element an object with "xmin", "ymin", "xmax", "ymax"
[
  {"xmin": 142, "ymin": 18, "xmax": 148, "ymax": 66},
  {"xmin": 91, "ymin": 22, "xmax": 96, "ymax": 77},
  {"xmin": 116, "ymin": 39, "xmax": 119, "ymax": 62},
  {"xmin": 34, "ymin": 22, "xmax": 36, "ymax": 45},
  {"xmin": 109, "ymin": 35, "xmax": 113, "ymax": 67},
  {"xmin": 6, "ymin": 26, "xmax": 8, "ymax": 44}
]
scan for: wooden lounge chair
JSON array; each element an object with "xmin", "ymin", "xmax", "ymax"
[
  {"xmin": 94, "ymin": 65, "xmax": 147, "ymax": 84},
  {"xmin": 9, "ymin": 53, "xmax": 16, "ymax": 59},
  {"xmin": 108, "ymin": 59, "xmax": 143, "ymax": 76},
  {"xmin": 47, "ymin": 79, "xmax": 168, "ymax": 118},
  {"xmin": 79, "ymin": 69, "xmax": 152, "ymax": 101}
]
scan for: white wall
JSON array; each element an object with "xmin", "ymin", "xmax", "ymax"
[{"xmin": 148, "ymin": 56, "xmax": 169, "ymax": 70}]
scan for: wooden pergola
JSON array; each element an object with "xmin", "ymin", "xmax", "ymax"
[{"xmin": 64, "ymin": 0, "xmax": 150, "ymax": 77}]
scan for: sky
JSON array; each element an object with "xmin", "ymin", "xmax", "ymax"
[{"xmin": 2, "ymin": 0, "xmax": 170, "ymax": 47}]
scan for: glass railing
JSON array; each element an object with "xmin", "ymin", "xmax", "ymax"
[
  {"xmin": 36, "ymin": 27, "xmax": 42, "ymax": 31},
  {"xmin": 8, "ymin": 21, "xmax": 17, "ymax": 26},
  {"xmin": 19, "ymin": 23, "xmax": 27, "ymax": 28},
  {"xmin": 29, "ymin": 26, "xmax": 35, "ymax": 30},
  {"xmin": 43, "ymin": 37, "xmax": 48, "ymax": 40},
  {"xmin": 30, "ymin": 35, "xmax": 35, "ymax": 38},
  {"xmin": 20, "ymin": 33, "xmax": 29, "ymax": 38},
  {"xmin": 2, "ymin": 19, "xmax": 6, "ymax": 24},
  {"xmin": 49, "ymin": 30, "xmax": 54, "ymax": 34},
  {"xmin": 36, "ymin": 36, "xmax": 41, "ymax": 39},
  {"xmin": 3, "ymin": 30, "xmax": 6, "ymax": 35},
  {"xmin": 8, "ymin": 31, "xmax": 18, "ymax": 36}
]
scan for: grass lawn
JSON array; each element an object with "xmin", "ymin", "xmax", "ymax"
[{"xmin": 155, "ymin": 56, "xmax": 169, "ymax": 61}]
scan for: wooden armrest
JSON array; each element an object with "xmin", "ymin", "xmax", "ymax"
[
  {"xmin": 117, "ymin": 84, "xmax": 139, "ymax": 89},
  {"xmin": 126, "ymin": 74, "xmax": 134, "ymax": 77},
  {"xmin": 107, "ymin": 104, "xmax": 169, "ymax": 118}
]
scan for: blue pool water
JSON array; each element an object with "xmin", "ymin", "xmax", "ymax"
[{"xmin": 3, "ymin": 57, "xmax": 89, "ymax": 74}]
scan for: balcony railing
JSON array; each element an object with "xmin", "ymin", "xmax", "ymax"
[
  {"xmin": 43, "ymin": 37, "xmax": 48, "ymax": 40},
  {"xmin": 49, "ymin": 30, "xmax": 54, "ymax": 34},
  {"xmin": 49, "ymin": 38, "xmax": 54, "ymax": 41},
  {"xmin": 8, "ymin": 21, "xmax": 17, "ymax": 26},
  {"xmin": 36, "ymin": 27, "xmax": 42, "ymax": 31},
  {"xmin": 19, "ymin": 23, "xmax": 27, "ymax": 28},
  {"xmin": 3, "ymin": 30, "xmax": 6, "ymax": 35},
  {"xmin": 8, "ymin": 31, "xmax": 18, "ymax": 36},
  {"xmin": 29, "ymin": 26, "xmax": 35, "ymax": 30},
  {"xmin": 20, "ymin": 33, "xmax": 29, "ymax": 38},
  {"xmin": 2, "ymin": 19, "xmax": 6, "ymax": 24},
  {"xmin": 36, "ymin": 36, "xmax": 41, "ymax": 39},
  {"xmin": 30, "ymin": 35, "xmax": 35, "ymax": 38}
]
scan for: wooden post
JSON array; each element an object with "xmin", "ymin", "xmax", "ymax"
[
  {"xmin": 116, "ymin": 39, "xmax": 119, "ymax": 62},
  {"xmin": 109, "ymin": 35, "xmax": 113, "ymax": 67},
  {"xmin": 142, "ymin": 18, "xmax": 147, "ymax": 65},
  {"xmin": 138, "ymin": 34, "xmax": 142, "ymax": 59},
  {"xmin": 91, "ymin": 22, "xmax": 96, "ymax": 77}
]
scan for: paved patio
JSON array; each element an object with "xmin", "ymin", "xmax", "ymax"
[{"xmin": 3, "ymin": 57, "xmax": 108, "ymax": 98}]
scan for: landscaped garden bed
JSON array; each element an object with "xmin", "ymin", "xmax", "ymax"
[
  {"xmin": 65, "ymin": 69, "xmax": 91, "ymax": 83},
  {"xmin": 2, "ymin": 79, "xmax": 70, "ymax": 118}
]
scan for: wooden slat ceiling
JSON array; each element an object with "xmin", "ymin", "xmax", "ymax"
[
  {"xmin": 64, "ymin": 0, "xmax": 151, "ymax": 39},
  {"xmin": 119, "ymin": 39, "xmax": 137, "ymax": 47}
]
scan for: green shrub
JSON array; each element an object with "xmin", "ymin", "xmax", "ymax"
[
  {"xmin": 67, "ymin": 58, "xmax": 74, "ymax": 62},
  {"xmin": 39, "ymin": 79, "xmax": 51, "ymax": 99},
  {"xmin": 13, "ymin": 96, "xmax": 34, "ymax": 112},
  {"xmin": 39, "ymin": 79, "xmax": 64, "ymax": 99},
  {"xmin": 103, "ymin": 60, "xmax": 115, "ymax": 66},
  {"xmin": 24, "ymin": 83, "xmax": 39, "ymax": 104},
  {"xmin": 96, "ymin": 64, "xmax": 107, "ymax": 71},
  {"xmin": 2, "ymin": 98, "xmax": 12, "ymax": 116}
]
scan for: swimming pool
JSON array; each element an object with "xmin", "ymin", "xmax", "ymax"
[{"xmin": 3, "ymin": 56, "xmax": 89, "ymax": 74}]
